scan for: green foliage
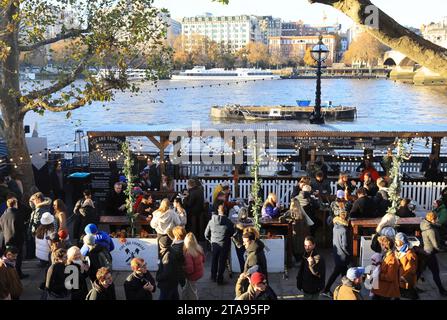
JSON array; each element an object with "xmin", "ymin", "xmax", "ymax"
[
  {"xmin": 386, "ymin": 138, "xmax": 412, "ymax": 215},
  {"xmin": 250, "ymin": 142, "xmax": 262, "ymax": 231},
  {"xmin": 122, "ymin": 141, "xmax": 137, "ymax": 237}
]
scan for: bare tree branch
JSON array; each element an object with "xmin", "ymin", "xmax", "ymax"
[
  {"xmin": 309, "ymin": 0, "xmax": 447, "ymax": 77},
  {"xmin": 18, "ymin": 28, "xmax": 89, "ymax": 52},
  {"xmin": 22, "ymin": 52, "xmax": 93, "ymax": 103}
]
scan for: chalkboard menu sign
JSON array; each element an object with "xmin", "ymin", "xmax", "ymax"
[{"xmin": 88, "ymin": 136, "xmax": 126, "ymax": 213}]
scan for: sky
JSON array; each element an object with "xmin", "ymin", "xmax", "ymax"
[{"xmin": 153, "ymin": 0, "xmax": 446, "ymax": 30}]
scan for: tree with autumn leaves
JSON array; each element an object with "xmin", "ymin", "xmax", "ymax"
[
  {"xmin": 0, "ymin": 0, "xmax": 171, "ymax": 197},
  {"xmin": 343, "ymin": 32, "xmax": 389, "ymax": 67}
]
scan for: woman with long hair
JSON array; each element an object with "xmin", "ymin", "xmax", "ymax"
[
  {"xmin": 35, "ymin": 212, "xmax": 55, "ymax": 265},
  {"xmin": 150, "ymin": 198, "xmax": 186, "ymax": 257},
  {"xmin": 261, "ymin": 193, "xmax": 280, "ymax": 219},
  {"xmin": 182, "ymin": 232, "xmax": 205, "ymax": 300},
  {"xmin": 288, "ymin": 198, "xmax": 310, "ymax": 263},
  {"xmin": 53, "ymin": 199, "xmax": 68, "ymax": 236}
]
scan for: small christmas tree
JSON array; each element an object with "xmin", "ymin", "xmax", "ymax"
[
  {"xmin": 386, "ymin": 138, "xmax": 411, "ymax": 215},
  {"xmin": 250, "ymin": 140, "xmax": 263, "ymax": 231},
  {"xmin": 122, "ymin": 142, "xmax": 137, "ymax": 238}
]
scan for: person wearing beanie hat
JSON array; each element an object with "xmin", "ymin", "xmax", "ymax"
[
  {"xmin": 336, "ymin": 190, "xmax": 345, "ymax": 200},
  {"xmin": 330, "ymin": 190, "xmax": 352, "ymax": 219},
  {"xmin": 80, "ymin": 224, "xmax": 114, "ymax": 256},
  {"xmin": 236, "ymin": 272, "xmax": 277, "ymax": 301},
  {"xmin": 333, "ymin": 267, "xmax": 364, "ymax": 300},
  {"xmin": 395, "ymin": 232, "xmax": 419, "ymax": 299},
  {"xmin": 83, "ymin": 234, "xmax": 113, "ymax": 282}
]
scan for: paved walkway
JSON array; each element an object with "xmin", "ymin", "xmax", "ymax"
[{"xmin": 19, "ymin": 248, "xmax": 447, "ymax": 300}]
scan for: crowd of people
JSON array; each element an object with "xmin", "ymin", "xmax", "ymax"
[{"xmin": 1, "ymin": 151, "xmax": 447, "ymax": 301}]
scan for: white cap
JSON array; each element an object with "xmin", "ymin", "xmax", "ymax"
[{"xmin": 40, "ymin": 212, "xmax": 55, "ymax": 226}]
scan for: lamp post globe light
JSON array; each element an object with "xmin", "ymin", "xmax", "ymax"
[{"xmin": 309, "ymin": 35, "xmax": 330, "ymax": 124}]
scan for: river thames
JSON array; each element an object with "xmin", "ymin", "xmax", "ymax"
[{"xmin": 24, "ymin": 78, "xmax": 447, "ymax": 148}]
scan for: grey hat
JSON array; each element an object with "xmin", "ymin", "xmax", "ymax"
[
  {"xmin": 380, "ymin": 227, "xmax": 396, "ymax": 238},
  {"xmin": 395, "ymin": 232, "xmax": 408, "ymax": 243},
  {"xmin": 83, "ymin": 234, "xmax": 96, "ymax": 246}
]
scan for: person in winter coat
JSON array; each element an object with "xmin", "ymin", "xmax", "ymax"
[
  {"xmin": 83, "ymin": 234, "xmax": 113, "ymax": 282},
  {"xmin": 0, "ymin": 246, "xmax": 23, "ymax": 299},
  {"xmin": 236, "ymin": 272, "xmax": 277, "ymax": 301},
  {"xmin": 86, "ymin": 267, "xmax": 116, "ymax": 300},
  {"xmin": 362, "ymin": 172, "xmax": 378, "ymax": 197},
  {"xmin": 297, "ymin": 185, "xmax": 320, "ymax": 236},
  {"xmin": 286, "ymin": 198, "xmax": 310, "ymax": 264},
  {"xmin": 333, "ymin": 267, "xmax": 365, "ymax": 300},
  {"xmin": 183, "ymin": 179, "xmax": 205, "ymax": 238},
  {"xmin": 395, "ymin": 232, "xmax": 419, "ymax": 300},
  {"xmin": 261, "ymin": 193, "xmax": 281, "ymax": 219},
  {"xmin": 124, "ymin": 258, "xmax": 156, "ymax": 300},
  {"xmin": 35, "ymin": 212, "xmax": 55, "ymax": 265},
  {"xmin": 349, "ymin": 187, "xmax": 378, "ymax": 218},
  {"xmin": 235, "ymin": 230, "xmax": 268, "ymax": 297},
  {"xmin": 156, "ymin": 226, "xmax": 186, "ymax": 300},
  {"xmin": 296, "ymin": 236, "xmax": 325, "ymax": 300},
  {"xmin": 336, "ymin": 173, "xmax": 357, "ymax": 195},
  {"xmin": 330, "ymin": 190, "xmax": 352, "ymax": 219},
  {"xmin": 0, "ymin": 197, "xmax": 26, "ymax": 278},
  {"xmin": 322, "ymin": 211, "xmax": 350, "ymax": 297},
  {"xmin": 66, "ymin": 246, "xmax": 89, "ymax": 300},
  {"xmin": 182, "ymin": 232, "xmax": 205, "ymax": 300},
  {"xmin": 45, "ymin": 248, "xmax": 69, "ymax": 299},
  {"xmin": 27, "ymin": 192, "xmax": 52, "ymax": 259},
  {"xmin": 81, "ymin": 223, "xmax": 114, "ymax": 256},
  {"xmin": 105, "ymin": 182, "xmax": 126, "ymax": 217},
  {"xmin": 73, "ymin": 190, "xmax": 98, "ymax": 242},
  {"xmin": 374, "ymin": 179, "xmax": 391, "ymax": 217},
  {"xmin": 396, "ymin": 198, "xmax": 416, "ymax": 218},
  {"xmin": 204, "ymin": 204, "xmax": 234, "ymax": 284},
  {"xmin": 150, "ymin": 198, "xmax": 187, "ymax": 258},
  {"xmin": 311, "ymin": 171, "xmax": 332, "ymax": 201},
  {"xmin": 420, "ymin": 212, "xmax": 447, "ymax": 296},
  {"xmin": 372, "ymin": 235, "xmax": 400, "ymax": 300}
]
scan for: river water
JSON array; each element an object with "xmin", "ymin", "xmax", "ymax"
[{"xmin": 23, "ymin": 78, "xmax": 447, "ymax": 150}]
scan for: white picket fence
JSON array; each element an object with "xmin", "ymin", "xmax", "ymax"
[
  {"xmin": 174, "ymin": 179, "xmax": 446, "ymax": 211},
  {"xmin": 179, "ymin": 161, "xmax": 447, "ymax": 177}
]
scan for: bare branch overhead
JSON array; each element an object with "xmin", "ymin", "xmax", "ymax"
[{"xmin": 18, "ymin": 28, "xmax": 90, "ymax": 52}]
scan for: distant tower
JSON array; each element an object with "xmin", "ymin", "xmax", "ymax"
[{"xmin": 323, "ymin": 11, "xmax": 328, "ymax": 26}]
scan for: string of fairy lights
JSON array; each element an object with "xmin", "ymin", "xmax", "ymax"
[
  {"xmin": 145, "ymin": 77, "xmax": 280, "ymax": 95},
  {"xmin": 1, "ymin": 134, "xmax": 434, "ymax": 169}
]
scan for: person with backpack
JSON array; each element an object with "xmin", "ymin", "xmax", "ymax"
[{"xmin": 83, "ymin": 234, "xmax": 113, "ymax": 282}]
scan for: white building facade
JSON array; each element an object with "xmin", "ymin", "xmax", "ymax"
[{"xmin": 181, "ymin": 15, "xmax": 280, "ymax": 51}]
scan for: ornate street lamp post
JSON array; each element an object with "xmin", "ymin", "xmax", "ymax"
[{"xmin": 309, "ymin": 35, "xmax": 329, "ymax": 124}]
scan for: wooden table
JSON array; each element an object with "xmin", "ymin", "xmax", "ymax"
[
  {"xmin": 350, "ymin": 217, "xmax": 423, "ymax": 261},
  {"xmin": 99, "ymin": 215, "xmax": 151, "ymax": 226}
]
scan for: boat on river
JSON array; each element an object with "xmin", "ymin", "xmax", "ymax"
[
  {"xmin": 171, "ymin": 66, "xmax": 281, "ymax": 80},
  {"xmin": 211, "ymin": 103, "xmax": 357, "ymax": 121}
]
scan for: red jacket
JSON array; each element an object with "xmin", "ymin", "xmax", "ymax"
[
  {"xmin": 359, "ymin": 168, "xmax": 380, "ymax": 182},
  {"xmin": 184, "ymin": 252, "xmax": 205, "ymax": 281}
]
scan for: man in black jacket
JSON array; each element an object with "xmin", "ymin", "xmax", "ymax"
[
  {"xmin": 83, "ymin": 234, "xmax": 113, "ymax": 282},
  {"xmin": 86, "ymin": 267, "xmax": 116, "ymax": 300},
  {"xmin": 124, "ymin": 258, "xmax": 156, "ymax": 300},
  {"xmin": 0, "ymin": 197, "xmax": 27, "ymax": 278},
  {"xmin": 297, "ymin": 236, "xmax": 325, "ymax": 300},
  {"xmin": 204, "ymin": 204, "xmax": 235, "ymax": 284},
  {"xmin": 349, "ymin": 187, "xmax": 378, "ymax": 218},
  {"xmin": 184, "ymin": 179, "xmax": 205, "ymax": 238},
  {"xmin": 156, "ymin": 226, "xmax": 186, "ymax": 300}
]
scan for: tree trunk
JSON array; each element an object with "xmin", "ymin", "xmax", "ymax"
[
  {"xmin": 309, "ymin": 0, "xmax": 447, "ymax": 77},
  {"xmin": 0, "ymin": 3, "xmax": 36, "ymax": 201}
]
